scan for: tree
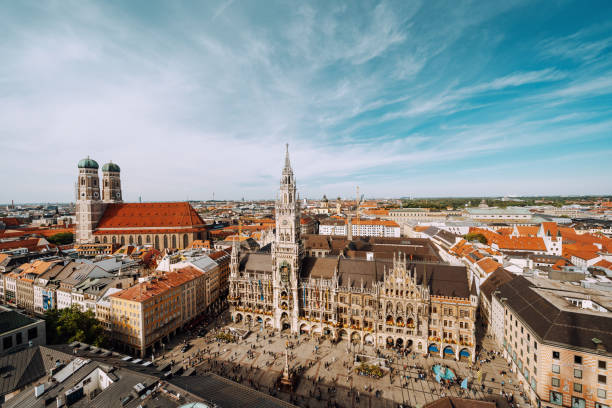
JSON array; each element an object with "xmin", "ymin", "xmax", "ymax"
[
  {"xmin": 464, "ymin": 233, "xmax": 487, "ymax": 245},
  {"xmin": 47, "ymin": 232, "xmax": 74, "ymax": 245},
  {"xmin": 45, "ymin": 306, "xmax": 109, "ymax": 347}
]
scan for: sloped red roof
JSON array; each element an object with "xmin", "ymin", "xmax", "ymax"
[
  {"xmin": 477, "ymin": 257, "xmax": 502, "ymax": 275},
  {"xmin": 110, "ymin": 266, "xmax": 203, "ymax": 302},
  {"xmin": 0, "ymin": 238, "xmax": 49, "ymax": 251},
  {"xmin": 594, "ymin": 259, "xmax": 612, "ymax": 269},
  {"xmin": 95, "ymin": 202, "xmax": 205, "ymax": 229},
  {"xmin": 516, "ymin": 226, "xmax": 538, "ymax": 237},
  {"xmin": 496, "ymin": 236, "xmax": 546, "ymax": 251},
  {"xmin": 0, "ymin": 217, "xmax": 22, "ymax": 227}
]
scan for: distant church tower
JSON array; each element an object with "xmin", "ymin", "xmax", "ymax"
[
  {"xmin": 75, "ymin": 157, "xmax": 106, "ymax": 244},
  {"xmin": 102, "ymin": 161, "xmax": 122, "ymax": 202},
  {"xmin": 272, "ymin": 144, "xmax": 303, "ymax": 333}
]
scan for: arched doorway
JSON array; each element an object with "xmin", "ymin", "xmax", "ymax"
[
  {"xmin": 428, "ymin": 343, "xmax": 439, "ymax": 355},
  {"xmin": 396, "ymin": 338, "xmax": 404, "ymax": 348},
  {"xmin": 364, "ymin": 334, "xmax": 374, "ymax": 345},
  {"xmin": 265, "ymin": 318, "xmax": 273, "ymax": 327},
  {"xmin": 280, "ymin": 312, "xmax": 290, "ymax": 331},
  {"xmin": 338, "ymin": 329, "xmax": 348, "ymax": 341},
  {"xmin": 235, "ymin": 313, "xmax": 243, "ymax": 323},
  {"xmin": 443, "ymin": 346, "xmax": 455, "ymax": 359},
  {"xmin": 351, "ymin": 332, "xmax": 361, "ymax": 344},
  {"xmin": 300, "ymin": 323, "xmax": 309, "ymax": 334},
  {"xmin": 386, "ymin": 337, "xmax": 394, "ymax": 347},
  {"xmin": 459, "ymin": 348, "xmax": 470, "ymax": 361}
]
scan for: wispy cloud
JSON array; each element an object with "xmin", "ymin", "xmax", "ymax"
[
  {"xmin": 0, "ymin": 0, "xmax": 611, "ymax": 202},
  {"xmin": 539, "ymin": 25, "xmax": 612, "ymax": 63}
]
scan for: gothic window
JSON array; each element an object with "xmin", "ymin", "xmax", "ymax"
[
  {"xmin": 163, "ymin": 235, "xmax": 168, "ymax": 248},
  {"xmin": 81, "ymin": 178, "xmax": 85, "ymax": 185},
  {"xmin": 112, "ymin": 236, "xmax": 116, "ymax": 244},
  {"xmin": 171, "ymin": 235, "xmax": 176, "ymax": 248},
  {"xmin": 120, "ymin": 236, "xmax": 125, "ymax": 245},
  {"xmin": 146, "ymin": 235, "xmax": 151, "ymax": 243},
  {"xmin": 129, "ymin": 236, "xmax": 134, "ymax": 245},
  {"xmin": 154, "ymin": 235, "xmax": 159, "ymax": 249},
  {"xmin": 104, "ymin": 180, "xmax": 108, "ymax": 187},
  {"xmin": 183, "ymin": 234, "xmax": 188, "ymax": 248},
  {"xmin": 103, "ymin": 236, "xmax": 107, "ymax": 243},
  {"xmin": 137, "ymin": 236, "xmax": 142, "ymax": 245}
]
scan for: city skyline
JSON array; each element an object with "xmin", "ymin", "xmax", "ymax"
[{"xmin": 1, "ymin": 1, "xmax": 612, "ymax": 203}]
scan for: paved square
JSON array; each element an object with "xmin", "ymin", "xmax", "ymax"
[{"xmin": 155, "ymin": 316, "xmax": 531, "ymax": 408}]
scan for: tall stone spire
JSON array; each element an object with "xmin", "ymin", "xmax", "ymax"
[{"xmin": 284, "ymin": 143, "xmax": 292, "ymax": 173}]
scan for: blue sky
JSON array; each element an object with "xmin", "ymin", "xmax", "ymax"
[{"xmin": 1, "ymin": 0, "xmax": 611, "ymax": 203}]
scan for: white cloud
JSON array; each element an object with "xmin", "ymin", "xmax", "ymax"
[{"xmin": 0, "ymin": 1, "xmax": 610, "ymax": 202}]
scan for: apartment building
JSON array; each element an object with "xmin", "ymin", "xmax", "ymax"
[
  {"xmin": 493, "ymin": 276, "xmax": 611, "ymax": 408},
  {"xmin": 109, "ymin": 267, "xmax": 205, "ymax": 357},
  {"xmin": 319, "ymin": 217, "xmax": 401, "ymax": 237},
  {"xmin": 11, "ymin": 260, "xmax": 59, "ymax": 313}
]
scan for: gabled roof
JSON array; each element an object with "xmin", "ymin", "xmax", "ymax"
[
  {"xmin": 594, "ymin": 259, "xmax": 612, "ymax": 270},
  {"xmin": 476, "ymin": 257, "xmax": 502, "ymax": 275},
  {"xmin": 479, "ymin": 268, "xmax": 515, "ymax": 301},
  {"xmin": 0, "ymin": 347, "xmax": 47, "ymax": 397},
  {"xmin": 95, "ymin": 202, "xmax": 206, "ymax": 229},
  {"xmin": 515, "ymin": 226, "xmax": 539, "ymax": 237}
]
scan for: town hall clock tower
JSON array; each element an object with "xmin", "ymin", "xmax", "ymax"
[{"xmin": 272, "ymin": 144, "xmax": 303, "ymax": 332}]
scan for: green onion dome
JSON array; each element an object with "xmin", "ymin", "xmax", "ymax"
[
  {"xmin": 77, "ymin": 156, "xmax": 99, "ymax": 169},
  {"xmin": 102, "ymin": 162, "xmax": 121, "ymax": 172}
]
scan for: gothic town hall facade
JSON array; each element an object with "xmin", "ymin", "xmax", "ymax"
[{"xmin": 229, "ymin": 146, "xmax": 478, "ymax": 361}]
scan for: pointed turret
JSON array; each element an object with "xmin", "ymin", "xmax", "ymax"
[
  {"xmin": 230, "ymin": 237, "xmax": 239, "ymax": 278},
  {"xmin": 470, "ymin": 277, "xmax": 478, "ymax": 296},
  {"xmin": 283, "ymin": 143, "xmax": 292, "ymax": 173}
]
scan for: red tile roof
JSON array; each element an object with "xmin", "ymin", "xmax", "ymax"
[
  {"xmin": 515, "ymin": 226, "xmax": 538, "ymax": 237},
  {"xmin": 594, "ymin": 259, "xmax": 612, "ymax": 269},
  {"xmin": 96, "ymin": 202, "xmax": 205, "ymax": 229},
  {"xmin": 477, "ymin": 257, "xmax": 502, "ymax": 275},
  {"xmin": 110, "ymin": 266, "xmax": 203, "ymax": 302},
  {"xmin": 495, "ymin": 237, "xmax": 546, "ymax": 251},
  {"xmin": 0, "ymin": 217, "xmax": 22, "ymax": 227},
  {"xmin": 0, "ymin": 238, "xmax": 51, "ymax": 252},
  {"xmin": 93, "ymin": 228, "xmax": 205, "ymax": 235}
]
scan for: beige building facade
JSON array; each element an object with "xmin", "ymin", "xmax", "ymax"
[{"xmin": 495, "ymin": 277, "xmax": 611, "ymax": 408}]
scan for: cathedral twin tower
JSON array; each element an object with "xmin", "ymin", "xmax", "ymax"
[{"xmin": 75, "ymin": 157, "xmax": 122, "ymax": 244}]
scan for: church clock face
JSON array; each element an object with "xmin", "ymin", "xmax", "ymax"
[{"xmin": 280, "ymin": 261, "xmax": 290, "ymax": 283}]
